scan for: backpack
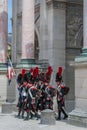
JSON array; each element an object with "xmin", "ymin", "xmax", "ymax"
[{"xmin": 63, "ymin": 86, "xmax": 70, "ymax": 95}]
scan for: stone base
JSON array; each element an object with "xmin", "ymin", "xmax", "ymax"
[
  {"xmin": 6, "ymin": 76, "xmax": 17, "ymax": 103},
  {"xmin": 40, "ymin": 109, "xmax": 56, "ymax": 125},
  {"xmin": 65, "ymin": 100, "xmax": 75, "ymax": 113},
  {"xmin": 16, "ymin": 59, "xmax": 40, "ymax": 68},
  {"xmin": 1, "ymin": 102, "xmax": 17, "ymax": 113},
  {"xmin": 68, "ymin": 109, "xmax": 87, "ymax": 127}
]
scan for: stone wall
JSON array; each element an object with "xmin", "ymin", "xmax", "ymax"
[{"xmin": 65, "ymin": 2, "xmax": 83, "ymax": 111}]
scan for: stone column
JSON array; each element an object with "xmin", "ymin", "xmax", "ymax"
[
  {"xmin": 39, "ymin": 0, "xmax": 66, "ymax": 84},
  {"xmin": 0, "ymin": 0, "xmax": 8, "ymax": 63},
  {"xmin": 39, "ymin": 0, "xmax": 48, "ymax": 60},
  {"xmin": 47, "ymin": 0, "xmax": 66, "ymax": 85},
  {"xmin": 69, "ymin": 0, "xmax": 87, "ymax": 127},
  {"xmin": 16, "ymin": 0, "xmax": 40, "ymax": 76},
  {"xmin": 83, "ymin": 0, "xmax": 87, "ymax": 49},
  {"xmin": 12, "ymin": 0, "xmax": 17, "ymax": 64},
  {"xmin": 0, "ymin": 0, "xmax": 8, "ymax": 101},
  {"xmin": 81, "ymin": 0, "xmax": 87, "ymax": 55},
  {"xmin": 21, "ymin": 0, "xmax": 35, "ymax": 64}
]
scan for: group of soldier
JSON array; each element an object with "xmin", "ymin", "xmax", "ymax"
[{"xmin": 16, "ymin": 66, "xmax": 68, "ymax": 120}]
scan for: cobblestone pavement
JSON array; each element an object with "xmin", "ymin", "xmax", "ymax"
[{"xmin": 0, "ymin": 112, "xmax": 87, "ymax": 130}]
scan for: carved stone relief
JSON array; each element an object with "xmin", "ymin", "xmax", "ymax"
[
  {"xmin": 66, "ymin": 4, "xmax": 83, "ymax": 48},
  {"xmin": 53, "ymin": 1, "xmax": 66, "ymax": 10},
  {"xmin": 46, "ymin": 0, "xmax": 66, "ymax": 10}
]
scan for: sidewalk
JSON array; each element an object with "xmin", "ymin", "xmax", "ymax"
[{"xmin": 0, "ymin": 112, "xmax": 86, "ymax": 130}]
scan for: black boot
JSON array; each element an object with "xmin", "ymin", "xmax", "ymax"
[
  {"xmin": 22, "ymin": 109, "xmax": 24, "ymax": 118},
  {"xmin": 35, "ymin": 112, "xmax": 39, "ymax": 120},
  {"xmin": 25, "ymin": 112, "xmax": 29, "ymax": 120},
  {"xmin": 18, "ymin": 111, "xmax": 20, "ymax": 117},
  {"xmin": 16, "ymin": 110, "xmax": 21, "ymax": 118},
  {"xmin": 56, "ymin": 110, "xmax": 61, "ymax": 120},
  {"xmin": 61, "ymin": 108, "xmax": 68, "ymax": 119},
  {"xmin": 30, "ymin": 111, "xmax": 33, "ymax": 119}
]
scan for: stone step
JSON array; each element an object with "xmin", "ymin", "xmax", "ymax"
[
  {"xmin": 68, "ymin": 109, "xmax": 87, "ymax": 128},
  {"xmin": 1, "ymin": 102, "xmax": 17, "ymax": 113}
]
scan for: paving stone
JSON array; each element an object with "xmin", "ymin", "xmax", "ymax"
[{"xmin": 0, "ymin": 112, "xmax": 87, "ymax": 130}]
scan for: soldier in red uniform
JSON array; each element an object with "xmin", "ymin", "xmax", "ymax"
[
  {"xmin": 45, "ymin": 85, "xmax": 56, "ymax": 110},
  {"xmin": 55, "ymin": 66, "xmax": 63, "ymax": 84},
  {"xmin": 16, "ymin": 68, "xmax": 27, "ymax": 118},
  {"xmin": 45, "ymin": 66, "xmax": 53, "ymax": 84},
  {"xmin": 56, "ymin": 67, "xmax": 68, "ymax": 120}
]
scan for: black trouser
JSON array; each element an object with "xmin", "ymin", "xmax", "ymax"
[
  {"xmin": 58, "ymin": 107, "xmax": 68, "ymax": 120},
  {"xmin": 57, "ymin": 100, "xmax": 67, "ymax": 120}
]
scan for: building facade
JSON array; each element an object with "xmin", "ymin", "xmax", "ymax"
[
  {"xmin": 0, "ymin": 0, "xmax": 87, "ymax": 125},
  {"xmin": 12, "ymin": 0, "xmax": 83, "ymax": 112}
]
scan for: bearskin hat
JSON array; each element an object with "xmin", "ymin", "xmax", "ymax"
[
  {"xmin": 44, "ymin": 66, "xmax": 53, "ymax": 83},
  {"xmin": 17, "ymin": 73, "xmax": 22, "ymax": 84},
  {"xmin": 58, "ymin": 67, "xmax": 62, "ymax": 76},
  {"xmin": 47, "ymin": 66, "xmax": 53, "ymax": 75},
  {"xmin": 32, "ymin": 67, "xmax": 39, "ymax": 78},
  {"xmin": 30, "ymin": 68, "xmax": 33, "ymax": 73},
  {"xmin": 21, "ymin": 68, "xmax": 26, "ymax": 78},
  {"xmin": 35, "ymin": 67, "xmax": 39, "ymax": 76},
  {"xmin": 39, "ymin": 72, "xmax": 45, "ymax": 82}
]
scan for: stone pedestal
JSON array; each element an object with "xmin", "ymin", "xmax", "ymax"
[
  {"xmin": 40, "ymin": 109, "xmax": 56, "ymax": 125},
  {"xmin": 69, "ymin": 109, "xmax": 87, "ymax": 127},
  {"xmin": 69, "ymin": 0, "xmax": 87, "ymax": 125},
  {"xmin": 69, "ymin": 55, "xmax": 87, "ymax": 127},
  {"xmin": 6, "ymin": 76, "xmax": 17, "ymax": 102},
  {"xmin": 0, "ymin": 69, "xmax": 7, "ymax": 102},
  {"xmin": 1, "ymin": 73, "xmax": 18, "ymax": 114},
  {"xmin": 1, "ymin": 102, "xmax": 17, "ymax": 113},
  {"xmin": 0, "ymin": 63, "xmax": 15, "ymax": 103}
]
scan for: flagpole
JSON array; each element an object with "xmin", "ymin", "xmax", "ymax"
[{"xmin": 7, "ymin": 53, "xmax": 15, "ymax": 85}]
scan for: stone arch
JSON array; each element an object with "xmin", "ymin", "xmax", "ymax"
[
  {"xmin": 74, "ymin": 25, "xmax": 83, "ymax": 49},
  {"xmin": 34, "ymin": 26, "xmax": 40, "ymax": 60}
]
